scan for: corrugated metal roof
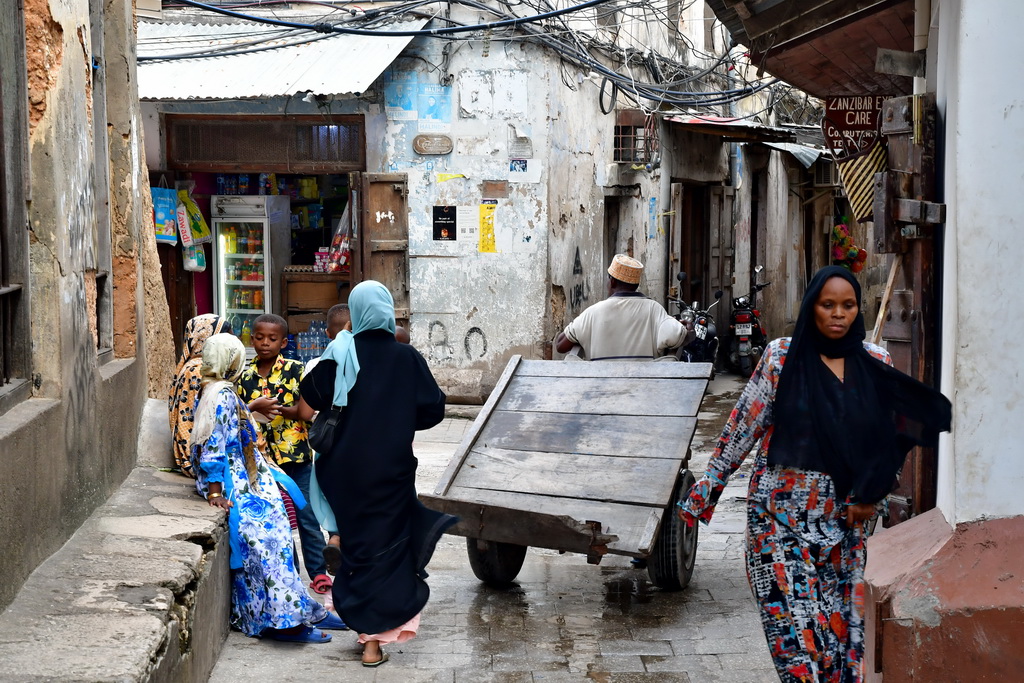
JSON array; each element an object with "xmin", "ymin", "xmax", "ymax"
[{"xmin": 137, "ymin": 18, "xmax": 427, "ymax": 100}]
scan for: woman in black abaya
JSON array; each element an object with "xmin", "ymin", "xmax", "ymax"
[
  {"xmin": 679, "ymin": 266, "xmax": 951, "ymax": 682},
  {"xmin": 300, "ymin": 280, "xmax": 455, "ymax": 667}
]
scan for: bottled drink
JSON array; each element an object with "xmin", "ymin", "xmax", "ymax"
[
  {"xmin": 216, "ymin": 175, "xmax": 225, "ymax": 195},
  {"xmin": 238, "ymin": 174, "xmax": 249, "ymax": 194},
  {"xmin": 253, "ymin": 289, "xmax": 263, "ymax": 310},
  {"xmin": 258, "ymin": 173, "xmax": 268, "ymax": 195},
  {"xmin": 240, "ymin": 319, "xmax": 252, "ymax": 346},
  {"xmin": 238, "ymin": 230, "xmax": 248, "ymax": 254},
  {"xmin": 227, "ymin": 226, "xmax": 237, "ymax": 253},
  {"xmin": 226, "ymin": 175, "xmax": 237, "ymax": 194}
]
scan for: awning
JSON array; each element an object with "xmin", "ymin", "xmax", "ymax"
[
  {"xmin": 763, "ymin": 142, "xmax": 823, "ymax": 169},
  {"xmin": 137, "ymin": 18, "xmax": 428, "ymax": 101},
  {"xmin": 664, "ymin": 115, "xmax": 796, "ymax": 143}
]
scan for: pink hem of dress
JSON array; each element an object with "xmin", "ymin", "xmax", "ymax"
[{"xmin": 357, "ymin": 613, "xmax": 420, "ymax": 645}]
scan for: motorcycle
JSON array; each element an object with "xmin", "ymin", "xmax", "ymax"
[
  {"xmin": 726, "ymin": 265, "xmax": 771, "ymax": 377},
  {"xmin": 668, "ymin": 272, "xmax": 723, "ymax": 377}
]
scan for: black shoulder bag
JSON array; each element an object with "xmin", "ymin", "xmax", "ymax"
[{"xmin": 308, "ymin": 407, "xmax": 342, "ymax": 453}]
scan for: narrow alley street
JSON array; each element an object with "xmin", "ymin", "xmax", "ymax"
[{"xmin": 209, "ymin": 373, "xmax": 778, "ymax": 682}]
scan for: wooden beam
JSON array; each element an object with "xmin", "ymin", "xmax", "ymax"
[{"xmin": 872, "ymin": 255, "xmax": 902, "ymax": 345}]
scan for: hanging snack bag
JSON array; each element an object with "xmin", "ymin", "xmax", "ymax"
[
  {"xmin": 182, "ymin": 244, "xmax": 207, "ymax": 272},
  {"xmin": 151, "ymin": 186, "xmax": 178, "ymax": 245},
  {"xmin": 326, "ymin": 205, "xmax": 352, "ymax": 273},
  {"xmin": 176, "ymin": 196, "xmax": 194, "ymax": 247},
  {"xmin": 177, "ymin": 189, "xmax": 213, "ymax": 245}
]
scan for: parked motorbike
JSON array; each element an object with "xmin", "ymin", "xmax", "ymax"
[
  {"xmin": 726, "ymin": 265, "xmax": 771, "ymax": 377},
  {"xmin": 668, "ymin": 272, "xmax": 723, "ymax": 378}
]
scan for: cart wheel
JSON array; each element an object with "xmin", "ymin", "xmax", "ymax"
[
  {"xmin": 466, "ymin": 538, "xmax": 527, "ymax": 587},
  {"xmin": 647, "ymin": 469, "xmax": 699, "ymax": 591}
]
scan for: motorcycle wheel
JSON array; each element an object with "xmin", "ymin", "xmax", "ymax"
[{"xmin": 739, "ymin": 355, "xmax": 753, "ymax": 377}]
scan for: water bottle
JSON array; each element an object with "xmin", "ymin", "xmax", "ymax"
[{"xmin": 216, "ymin": 175, "xmax": 225, "ymax": 195}]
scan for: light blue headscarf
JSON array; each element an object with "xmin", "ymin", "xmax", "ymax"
[{"xmin": 319, "ymin": 280, "xmax": 397, "ymax": 408}]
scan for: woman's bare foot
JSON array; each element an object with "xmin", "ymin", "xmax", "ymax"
[{"xmin": 362, "ymin": 640, "xmax": 386, "ymax": 665}]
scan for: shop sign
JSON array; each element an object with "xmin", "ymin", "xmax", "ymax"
[
  {"xmin": 414, "ymin": 134, "xmax": 454, "ymax": 155},
  {"xmin": 822, "ymin": 95, "xmax": 888, "ymax": 155}
]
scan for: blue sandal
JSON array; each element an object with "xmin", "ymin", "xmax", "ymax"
[
  {"xmin": 264, "ymin": 626, "xmax": 332, "ymax": 644},
  {"xmin": 314, "ymin": 612, "xmax": 348, "ymax": 630}
]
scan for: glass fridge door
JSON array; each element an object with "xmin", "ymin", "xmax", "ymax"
[{"xmin": 214, "ymin": 218, "xmax": 269, "ymax": 351}]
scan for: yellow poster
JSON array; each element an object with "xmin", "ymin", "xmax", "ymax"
[{"xmin": 479, "ymin": 200, "xmax": 497, "ymax": 253}]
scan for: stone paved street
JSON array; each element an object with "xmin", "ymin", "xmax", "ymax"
[{"xmin": 210, "ymin": 372, "xmax": 778, "ymax": 682}]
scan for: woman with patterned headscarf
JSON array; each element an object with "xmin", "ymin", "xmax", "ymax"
[
  {"xmin": 168, "ymin": 314, "xmax": 231, "ymax": 477},
  {"xmin": 300, "ymin": 281, "xmax": 454, "ymax": 666},
  {"xmin": 190, "ymin": 333, "xmax": 346, "ymax": 643}
]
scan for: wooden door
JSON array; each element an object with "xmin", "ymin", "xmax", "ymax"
[
  {"xmin": 359, "ymin": 173, "xmax": 409, "ymax": 327},
  {"xmin": 875, "ymin": 94, "xmax": 942, "ymax": 527},
  {"xmin": 670, "ymin": 184, "xmax": 708, "ymax": 305},
  {"xmin": 708, "ymin": 185, "xmax": 734, "ymax": 306}
]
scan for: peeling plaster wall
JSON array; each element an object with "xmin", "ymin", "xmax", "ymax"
[
  {"xmin": 0, "ymin": 0, "xmax": 158, "ymax": 609},
  {"xmin": 144, "ymin": 13, "xmax": 734, "ymax": 402}
]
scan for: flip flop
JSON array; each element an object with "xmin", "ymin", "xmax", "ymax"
[
  {"xmin": 264, "ymin": 626, "xmax": 332, "ymax": 644},
  {"xmin": 310, "ymin": 573, "xmax": 333, "ymax": 594},
  {"xmin": 314, "ymin": 611, "xmax": 348, "ymax": 630},
  {"xmin": 362, "ymin": 651, "xmax": 389, "ymax": 667},
  {"xmin": 323, "ymin": 545, "xmax": 343, "ymax": 576}
]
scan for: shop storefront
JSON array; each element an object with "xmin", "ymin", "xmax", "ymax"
[{"xmin": 151, "ymin": 114, "xmax": 365, "ymax": 357}]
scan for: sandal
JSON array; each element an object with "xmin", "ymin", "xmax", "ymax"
[
  {"xmin": 323, "ymin": 544, "xmax": 343, "ymax": 576},
  {"xmin": 314, "ymin": 611, "xmax": 348, "ymax": 630},
  {"xmin": 264, "ymin": 626, "xmax": 332, "ymax": 644},
  {"xmin": 310, "ymin": 573, "xmax": 333, "ymax": 594},
  {"xmin": 362, "ymin": 651, "xmax": 389, "ymax": 667}
]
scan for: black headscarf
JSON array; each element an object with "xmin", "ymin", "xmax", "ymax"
[{"xmin": 768, "ymin": 266, "xmax": 952, "ymax": 504}]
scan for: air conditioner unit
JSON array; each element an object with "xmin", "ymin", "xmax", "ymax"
[{"xmin": 813, "ymin": 159, "xmax": 839, "ymax": 187}]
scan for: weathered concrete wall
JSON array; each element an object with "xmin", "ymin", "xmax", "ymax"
[
  {"xmin": 934, "ymin": 0, "xmax": 1024, "ymax": 524},
  {"xmin": 142, "ymin": 9, "xmax": 735, "ymax": 400},
  {"xmin": 0, "ymin": 0, "xmax": 161, "ymax": 610},
  {"xmin": 0, "ymin": 399, "xmax": 231, "ymax": 680}
]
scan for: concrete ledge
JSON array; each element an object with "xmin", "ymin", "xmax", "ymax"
[
  {"xmin": 0, "ymin": 400, "xmax": 231, "ymax": 682},
  {"xmin": 0, "ymin": 467, "xmax": 230, "ymax": 682}
]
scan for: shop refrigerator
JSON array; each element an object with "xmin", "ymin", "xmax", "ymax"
[{"xmin": 210, "ymin": 195, "xmax": 291, "ymax": 352}]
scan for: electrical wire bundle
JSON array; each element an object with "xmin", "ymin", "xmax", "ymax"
[{"xmin": 144, "ymin": 0, "xmax": 816, "ymax": 121}]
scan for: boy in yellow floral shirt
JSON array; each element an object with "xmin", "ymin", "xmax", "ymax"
[{"xmin": 237, "ymin": 314, "xmax": 332, "ymax": 595}]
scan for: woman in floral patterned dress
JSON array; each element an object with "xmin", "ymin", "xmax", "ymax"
[
  {"xmin": 680, "ymin": 267, "xmax": 950, "ymax": 682},
  {"xmin": 168, "ymin": 314, "xmax": 231, "ymax": 478},
  {"xmin": 190, "ymin": 333, "xmax": 345, "ymax": 643}
]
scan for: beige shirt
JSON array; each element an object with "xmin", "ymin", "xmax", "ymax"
[{"xmin": 562, "ymin": 293, "xmax": 686, "ymax": 361}]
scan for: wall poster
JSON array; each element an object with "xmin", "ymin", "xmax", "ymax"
[
  {"xmin": 432, "ymin": 205, "xmax": 456, "ymax": 240},
  {"xmin": 479, "ymin": 200, "xmax": 498, "ymax": 253}
]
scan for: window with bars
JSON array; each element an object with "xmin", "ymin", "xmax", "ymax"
[
  {"xmin": 0, "ymin": 0, "xmax": 30, "ymax": 413},
  {"xmin": 613, "ymin": 109, "xmax": 658, "ymax": 164},
  {"xmin": 166, "ymin": 115, "xmax": 365, "ymax": 173}
]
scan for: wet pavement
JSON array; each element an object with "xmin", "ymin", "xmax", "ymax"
[{"xmin": 209, "ymin": 371, "xmax": 779, "ymax": 682}]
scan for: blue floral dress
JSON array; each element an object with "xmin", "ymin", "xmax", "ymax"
[
  {"xmin": 682, "ymin": 338, "xmax": 891, "ymax": 683},
  {"xmin": 192, "ymin": 386, "xmax": 326, "ymax": 636}
]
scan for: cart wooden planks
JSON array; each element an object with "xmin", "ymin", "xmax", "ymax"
[{"xmin": 420, "ymin": 355, "xmax": 712, "ymax": 590}]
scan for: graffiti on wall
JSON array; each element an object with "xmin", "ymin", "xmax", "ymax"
[
  {"xmin": 569, "ymin": 246, "xmax": 590, "ymax": 312},
  {"xmin": 428, "ymin": 321, "xmax": 454, "ymax": 361},
  {"xmin": 464, "ymin": 327, "xmax": 487, "ymax": 360}
]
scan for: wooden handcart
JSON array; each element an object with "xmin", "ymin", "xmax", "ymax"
[{"xmin": 420, "ymin": 355, "xmax": 712, "ymax": 590}]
